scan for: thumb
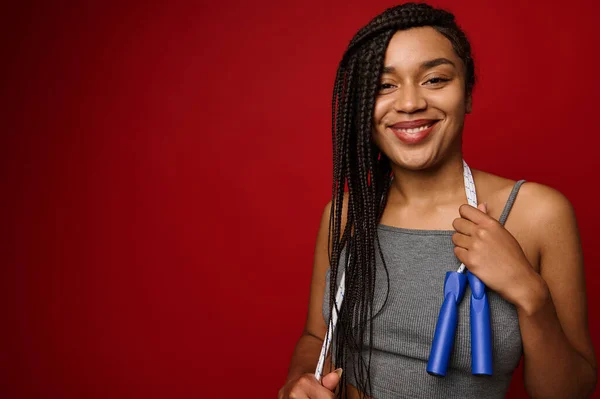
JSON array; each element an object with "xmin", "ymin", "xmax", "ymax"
[
  {"xmin": 321, "ymin": 368, "xmax": 343, "ymax": 391},
  {"xmin": 477, "ymin": 202, "xmax": 488, "ymax": 214}
]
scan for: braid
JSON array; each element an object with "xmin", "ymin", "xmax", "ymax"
[
  {"xmin": 327, "ymin": 3, "xmax": 476, "ymax": 398},
  {"xmin": 346, "ymin": 3, "xmax": 454, "ymax": 57}
]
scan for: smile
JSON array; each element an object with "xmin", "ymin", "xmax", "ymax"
[
  {"xmin": 393, "ymin": 122, "xmax": 435, "ymax": 133},
  {"xmin": 390, "ymin": 121, "xmax": 439, "ymax": 144}
]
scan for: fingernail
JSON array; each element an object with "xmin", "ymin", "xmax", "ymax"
[{"xmin": 334, "ymin": 368, "xmax": 343, "ymax": 378}]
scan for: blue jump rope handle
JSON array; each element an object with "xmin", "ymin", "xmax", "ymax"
[
  {"xmin": 467, "ymin": 271, "xmax": 493, "ymax": 375},
  {"xmin": 427, "ymin": 272, "xmax": 468, "ymax": 376}
]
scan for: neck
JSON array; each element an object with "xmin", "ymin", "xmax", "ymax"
[{"xmin": 388, "ymin": 153, "xmax": 466, "ymax": 207}]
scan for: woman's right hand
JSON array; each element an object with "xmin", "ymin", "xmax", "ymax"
[{"xmin": 278, "ymin": 369, "xmax": 342, "ymax": 399}]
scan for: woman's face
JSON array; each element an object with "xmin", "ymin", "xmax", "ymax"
[{"xmin": 372, "ymin": 27, "xmax": 471, "ymax": 170}]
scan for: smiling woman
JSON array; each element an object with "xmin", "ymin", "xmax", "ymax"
[{"xmin": 278, "ymin": 3, "xmax": 597, "ymax": 399}]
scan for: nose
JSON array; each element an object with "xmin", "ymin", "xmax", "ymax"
[{"xmin": 393, "ymin": 84, "xmax": 427, "ymax": 113}]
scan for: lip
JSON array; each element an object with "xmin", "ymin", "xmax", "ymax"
[
  {"xmin": 391, "ymin": 119, "xmax": 439, "ymax": 129},
  {"xmin": 390, "ymin": 120, "xmax": 439, "ymax": 145}
]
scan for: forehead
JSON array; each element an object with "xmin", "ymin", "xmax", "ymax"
[{"xmin": 383, "ymin": 26, "xmax": 460, "ymax": 70}]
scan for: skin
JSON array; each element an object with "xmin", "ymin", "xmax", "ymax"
[{"xmin": 281, "ymin": 27, "xmax": 597, "ymax": 398}]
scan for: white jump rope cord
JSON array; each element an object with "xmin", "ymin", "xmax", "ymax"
[{"xmin": 314, "ymin": 160, "xmax": 478, "ymax": 381}]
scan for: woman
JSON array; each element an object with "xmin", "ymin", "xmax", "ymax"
[{"xmin": 278, "ymin": 3, "xmax": 597, "ymax": 398}]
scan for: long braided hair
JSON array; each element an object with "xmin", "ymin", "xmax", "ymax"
[{"xmin": 327, "ymin": 3, "xmax": 476, "ymax": 397}]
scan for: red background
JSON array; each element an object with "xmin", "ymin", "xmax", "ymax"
[{"xmin": 2, "ymin": 0, "xmax": 599, "ymax": 397}]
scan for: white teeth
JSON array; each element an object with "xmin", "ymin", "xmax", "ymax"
[{"xmin": 395, "ymin": 123, "xmax": 433, "ymax": 133}]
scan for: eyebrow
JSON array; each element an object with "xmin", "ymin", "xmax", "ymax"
[{"xmin": 382, "ymin": 58, "xmax": 456, "ymax": 74}]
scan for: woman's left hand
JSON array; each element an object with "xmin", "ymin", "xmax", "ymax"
[{"xmin": 451, "ymin": 203, "xmax": 543, "ymax": 308}]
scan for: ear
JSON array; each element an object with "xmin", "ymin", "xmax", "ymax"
[{"xmin": 465, "ymin": 95, "xmax": 472, "ymax": 114}]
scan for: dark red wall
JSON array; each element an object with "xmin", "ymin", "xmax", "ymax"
[{"xmin": 3, "ymin": 0, "xmax": 599, "ymax": 397}]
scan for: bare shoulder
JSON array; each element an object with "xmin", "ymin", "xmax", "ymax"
[
  {"xmin": 473, "ymin": 169, "xmax": 575, "ymax": 222},
  {"xmin": 515, "ymin": 181, "xmax": 575, "ymax": 217},
  {"xmin": 515, "ymin": 182, "xmax": 579, "ymax": 253},
  {"xmin": 473, "ymin": 171, "xmax": 578, "ymax": 267}
]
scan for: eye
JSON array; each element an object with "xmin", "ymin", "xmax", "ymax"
[
  {"xmin": 424, "ymin": 77, "xmax": 450, "ymax": 86},
  {"xmin": 378, "ymin": 83, "xmax": 396, "ymax": 93}
]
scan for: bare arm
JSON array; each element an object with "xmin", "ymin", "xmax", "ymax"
[
  {"xmin": 517, "ymin": 184, "xmax": 597, "ymax": 398},
  {"xmin": 279, "ymin": 199, "xmax": 347, "ymax": 398},
  {"xmin": 284, "ymin": 200, "xmax": 335, "ymax": 381}
]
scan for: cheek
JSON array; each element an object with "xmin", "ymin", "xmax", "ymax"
[
  {"xmin": 449, "ymin": 95, "xmax": 467, "ymax": 116},
  {"xmin": 371, "ymin": 99, "xmax": 391, "ymax": 147},
  {"xmin": 373, "ymin": 96, "xmax": 393, "ymax": 127},
  {"xmin": 429, "ymin": 88, "xmax": 466, "ymax": 117}
]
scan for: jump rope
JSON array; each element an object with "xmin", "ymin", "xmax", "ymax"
[{"xmin": 315, "ymin": 160, "xmax": 492, "ymax": 381}]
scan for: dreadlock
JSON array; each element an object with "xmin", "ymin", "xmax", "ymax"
[{"xmin": 326, "ymin": 3, "xmax": 476, "ymax": 397}]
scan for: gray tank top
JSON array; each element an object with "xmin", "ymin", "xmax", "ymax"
[{"xmin": 323, "ymin": 180, "xmax": 526, "ymax": 399}]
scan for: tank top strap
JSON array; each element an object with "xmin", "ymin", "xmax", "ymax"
[{"xmin": 498, "ymin": 180, "xmax": 526, "ymax": 226}]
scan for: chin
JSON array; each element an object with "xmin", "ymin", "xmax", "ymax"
[
  {"xmin": 392, "ymin": 156, "xmax": 438, "ymax": 171},
  {"xmin": 384, "ymin": 147, "xmax": 440, "ymax": 170}
]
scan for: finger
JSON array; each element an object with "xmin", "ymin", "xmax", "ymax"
[
  {"xmin": 321, "ymin": 369, "xmax": 342, "ymax": 391},
  {"xmin": 477, "ymin": 202, "xmax": 488, "ymax": 214},
  {"xmin": 300, "ymin": 374, "xmax": 335, "ymax": 399},
  {"xmin": 453, "ymin": 246, "xmax": 469, "ymax": 264},
  {"xmin": 452, "ymin": 232, "xmax": 471, "ymax": 249},
  {"xmin": 288, "ymin": 393, "xmax": 309, "ymax": 399},
  {"xmin": 286, "ymin": 389, "xmax": 309, "ymax": 399},
  {"xmin": 452, "ymin": 217, "xmax": 476, "ymax": 235},
  {"xmin": 458, "ymin": 203, "xmax": 489, "ymax": 224}
]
